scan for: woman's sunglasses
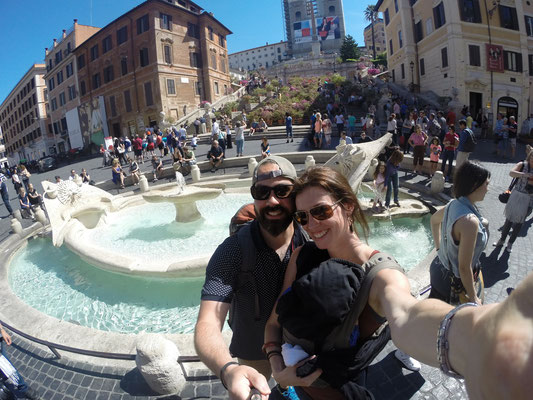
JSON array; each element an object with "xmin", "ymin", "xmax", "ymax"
[
  {"xmin": 250, "ymin": 184, "xmax": 294, "ymax": 200},
  {"xmin": 293, "ymin": 199, "xmax": 343, "ymax": 226}
]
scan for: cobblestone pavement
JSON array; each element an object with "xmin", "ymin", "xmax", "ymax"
[{"xmin": 1, "ymin": 139, "xmax": 532, "ymax": 399}]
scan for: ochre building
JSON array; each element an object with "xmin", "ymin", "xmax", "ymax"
[{"xmin": 73, "ymin": 0, "xmax": 231, "ymax": 146}]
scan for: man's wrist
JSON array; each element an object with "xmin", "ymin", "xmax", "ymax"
[{"xmin": 219, "ymin": 361, "xmax": 239, "ymax": 390}]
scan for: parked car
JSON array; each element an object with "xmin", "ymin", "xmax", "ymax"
[{"xmin": 38, "ymin": 156, "xmax": 58, "ymax": 172}]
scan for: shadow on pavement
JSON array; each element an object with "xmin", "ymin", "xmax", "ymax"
[
  {"xmin": 367, "ymin": 351, "xmax": 425, "ymax": 400},
  {"xmin": 121, "ymin": 368, "xmax": 160, "ymax": 397},
  {"xmin": 480, "ymin": 246, "xmax": 510, "ymax": 288}
]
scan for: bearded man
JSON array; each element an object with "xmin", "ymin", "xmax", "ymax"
[{"xmin": 195, "ymin": 156, "xmax": 308, "ymax": 400}]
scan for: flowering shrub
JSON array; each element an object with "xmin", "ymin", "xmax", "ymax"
[{"xmin": 368, "ymin": 68, "xmax": 381, "ymax": 76}]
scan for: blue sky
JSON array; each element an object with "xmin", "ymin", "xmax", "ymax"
[{"xmin": 0, "ymin": 0, "xmax": 370, "ymax": 103}]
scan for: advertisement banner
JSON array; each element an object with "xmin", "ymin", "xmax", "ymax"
[
  {"xmin": 316, "ymin": 16, "xmax": 341, "ymax": 41},
  {"xmin": 293, "ymin": 20, "xmax": 313, "ymax": 43},
  {"xmin": 65, "ymin": 108, "xmax": 83, "ymax": 149},
  {"xmin": 486, "ymin": 44, "xmax": 504, "ymax": 72},
  {"xmin": 78, "ymin": 96, "xmax": 110, "ymax": 147}
]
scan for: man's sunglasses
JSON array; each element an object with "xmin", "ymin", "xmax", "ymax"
[
  {"xmin": 250, "ymin": 184, "xmax": 294, "ymax": 201},
  {"xmin": 293, "ymin": 199, "xmax": 343, "ymax": 226}
]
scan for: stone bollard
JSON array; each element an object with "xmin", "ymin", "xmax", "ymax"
[
  {"xmin": 139, "ymin": 175, "xmax": 150, "ymax": 192},
  {"xmin": 12, "ymin": 209, "xmax": 22, "ymax": 222},
  {"xmin": 430, "ymin": 171, "xmax": 445, "ymax": 194},
  {"xmin": 34, "ymin": 207, "xmax": 48, "ymax": 225},
  {"xmin": 11, "ymin": 218, "xmax": 23, "ymax": 236},
  {"xmin": 191, "ymin": 164, "xmax": 201, "ymax": 182},
  {"xmin": 248, "ymin": 157, "xmax": 258, "ymax": 177},
  {"xmin": 135, "ymin": 334, "xmax": 185, "ymax": 395},
  {"xmin": 305, "ymin": 155, "xmax": 316, "ymax": 170}
]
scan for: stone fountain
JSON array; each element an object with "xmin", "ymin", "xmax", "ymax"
[
  {"xmin": 40, "ymin": 173, "xmax": 224, "ymax": 276},
  {"xmin": 142, "ymin": 171, "xmax": 222, "ymax": 223}
]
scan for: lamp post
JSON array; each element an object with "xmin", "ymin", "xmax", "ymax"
[{"xmin": 409, "ymin": 61, "xmax": 414, "ymax": 91}]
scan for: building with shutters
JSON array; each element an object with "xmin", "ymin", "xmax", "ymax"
[
  {"xmin": 376, "ymin": 0, "xmax": 533, "ymax": 125},
  {"xmin": 73, "ymin": 0, "xmax": 231, "ymax": 146},
  {"xmin": 0, "ymin": 64, "xmax": 51, "ymax": 164},
  {"xmin": 363, "ymin": 18, "xmax": 387, "ymax": 56},
  {"xmin": 44, "ymin": 20, "xmax": 101, "ymax": 153},
  {"xmin": 229, "ymin": 41, "xmax": 289, "ymax": 71}
]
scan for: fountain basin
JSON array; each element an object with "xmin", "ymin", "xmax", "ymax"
[{"xmin": 142, "ymin": 186, "xmax": 223, "ymax": 223}]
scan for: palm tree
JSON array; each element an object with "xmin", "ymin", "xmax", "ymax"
[{"xmin": 364, "ymin": 4, "xmax": 377, "ymax": 60}]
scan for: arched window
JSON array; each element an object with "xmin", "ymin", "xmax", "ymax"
[
  {"xmin": 497, "ymin": 96, "xmax": 518, "ymax": 119},
  {"xmin": 329, "ymin": 6, "xmax": 335, "ymax": 14},
  {"xmin": 295, "ymin": 11, "xmax": 301, "ymax": 19}
]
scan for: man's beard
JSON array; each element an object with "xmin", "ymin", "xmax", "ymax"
[{"xmin": 255, "ymin": 204, "xmax": 293, "ymax": 237}]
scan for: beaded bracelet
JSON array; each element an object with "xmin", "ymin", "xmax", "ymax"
[
  {"xmin": 266, "ymin": 350, "xmax": 282, "ymax": 360},
  {"xmin": 437, "ymin": 302, "xmax": 479, "ymax": 378},
  {"xmin": 219, "ymin": 361, "xmax": 239, "ymax": 390},
  {"xmin": 262, "ymin": 341, "xmax": 282, "ymax": 354}
]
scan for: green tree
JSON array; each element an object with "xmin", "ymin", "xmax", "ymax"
[
  {"xmin": 373, "ymin": 51, "xmax": 388, "ymax": 68},
  {"xmin": 364, "ymin": 4, "xmax": 377, "ymax": 59},
  {"xmin": 340, "ymin": 34, "xmax": 360, "ymax": 62}
]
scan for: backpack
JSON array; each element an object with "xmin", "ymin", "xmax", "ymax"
[
  {"xmin": 462, "ymin": 128, "xmax": 476, "ymax": 152},
  {"xmin": 279, "ymin": 251, "xmax": 403, "ymax": 390}
]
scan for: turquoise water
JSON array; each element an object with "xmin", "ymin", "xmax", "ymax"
[{"xmin": 8, "ymin": 197, "xmax": 433, "ymax": 334}]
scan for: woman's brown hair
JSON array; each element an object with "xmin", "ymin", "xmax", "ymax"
[
  {"xmin": 388, "ymin": 149, "xmax": 404, "ymax": 165},
  {"xmin": 293, "ymin": 166, "xmax": 369, "ymax": 239}
]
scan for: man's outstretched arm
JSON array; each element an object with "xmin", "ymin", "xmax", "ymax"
[{"xmin": 194, "ymin": 300, "xmax": 270, "ymax": 400}]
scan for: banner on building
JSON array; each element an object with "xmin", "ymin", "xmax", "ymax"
[
  {"xmin": 316, "ymin": 16, "xmax": 341, "ymax": 41},
  {"xmin": 66, "ymin": 108, "xmax": 83, "ymax": 150},
  {"xmin": 486, "ymin": 44, "xmax": 504, "ymax": 73},
  {"xmin": 78, "ymin": 96, "xmax": 109, "ymax": 147},
  {"xmin": 293, "ymin": 20, "xmax": 313, "ymax": 43}
]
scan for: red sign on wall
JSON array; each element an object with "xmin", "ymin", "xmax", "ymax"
[{"xmin": 486, "ymin": 44, "xmax": 504, "ymax": 72}]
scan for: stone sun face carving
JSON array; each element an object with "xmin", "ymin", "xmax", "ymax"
[{"xmin": 56, "ymin": 180, "xmax": 82, "ymax": 205}]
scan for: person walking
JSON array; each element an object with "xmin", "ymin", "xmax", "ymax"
[
  {"xmin": 508, "ymin": 116, "xmax": 518, "ymax": 159},
  {"xmin": 387, "ymin": 113, "xmax": 398, "ymax": 145},
  {"xmin": 285, "ymin": 112, "xmax": 293, "ymax": 143},
  {"xmin": 493, "ymin": 149, "xmax": 533, "ymax": 253},
  {"xmin": 456, "ymin": 119, "xmax": 475, "ymax": 169},
  {"xmin": 234, "ymin": 121, "xmax": 245, "ymax": 157},
  {"xmin": 384, "ymin": 149, "xmax": 404, "ymax": 209},
  {"xmin": 19, "ymin": 165, "xmax": 31, "ymax": 192},
  {"xmin": 314, "ymin": 112, "xmax": 323, "ymax": 149},
  {"xmin": 0, "ymin": 172, "xmax": 13, "ymax": 216},
  {"xmin": 408, "ymin": 124, "xmax": 428, "ymax": 175},
  {"xmin": 441, "ymin": 124, "xmax": 459, "ymax": 182}
]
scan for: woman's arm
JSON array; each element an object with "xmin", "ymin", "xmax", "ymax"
[
  {"xmin": 264, "ymin": 247, "xmax": 321, "ymax": 388},
  {"xmin": 454, "ymin": 215, "xmax": 481, "ymax": 304},
  {"xmin": 373, "ymin": 267, "xmax": 533, "ymax": 400},
  {"xmin": 509, "ymin": 162, "xmax": 529, "ymax": 178},
  {"xmin": 430, "ymin": 206, "xmax": 445, "ymax": 250}
]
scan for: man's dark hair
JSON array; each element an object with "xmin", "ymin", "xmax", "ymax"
[
  {"xmin": 458, "ymin": 119, "xmax": 467, "ymax": 127},
  {"xmin": 453, "ymin": 162, "xmax": 490, "ymax": 198}
]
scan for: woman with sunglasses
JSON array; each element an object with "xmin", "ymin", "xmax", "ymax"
[{"xmin": 263, "ymin": 166, "xmax": 532, "ymax": 399}]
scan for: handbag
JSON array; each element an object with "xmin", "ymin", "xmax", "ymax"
[
  {"xmin": 449, "ymin": 269, "xmax": 484, "ymax": 305},
  {"xmin": 498, "ymin": 162, "xmax": 524, "ymax": 203}
]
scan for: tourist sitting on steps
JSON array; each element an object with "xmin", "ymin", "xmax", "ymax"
[
  {"xmin": 208, "ymin": 140, "xmax": 224, "ymax": 172},
  {"xmin": 18, "ymin": 188, "xmax": 35, "ymax": 221},
  {"xmin": 151, "ymin": 155, "xmax": 163, "ymax": 182}
]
